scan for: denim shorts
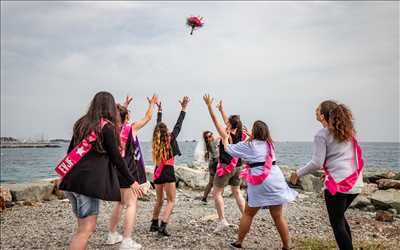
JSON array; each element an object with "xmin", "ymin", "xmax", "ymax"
[{"xmin": 65, "ymin": 191, "xmax": 100, "ymax": 218}]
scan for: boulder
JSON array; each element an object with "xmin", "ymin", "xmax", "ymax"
[
  {"xmin": 375, "ymin": 210, "xmax": 394, "ymax": 222},
  {"xmin": 361, "ymin": 183, "xmax": 378, "ymax": 196},
  {"xmin": 350, "ymin": 195, "xmax": 372, "ymax": 209},
  {"xmin": 370, "ymin": 189, "xmax": 400, "ymax": 212},
  {"xmin": 299, "ymin": 175, "xmax": 324, "ymax": 193},
  {"xmin": 364, "ymin": 171, "xmax": 398, "ymax": 183},
  {"xmin": 174, "ymin": 166, "xmax": 209, "ymax": 190},
  {"xmin": 376, "ymin": 179, "xmax": 400, "ymax": 190},
  {"xmin": 6, "ymin": 181, "xmax": 55, "ymax": 202}
]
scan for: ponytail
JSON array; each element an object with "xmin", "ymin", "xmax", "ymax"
[{"xmin": 328, "ymin": 104, "xmax": 355, "ymax": 143}]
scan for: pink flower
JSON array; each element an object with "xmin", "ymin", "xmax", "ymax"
[{"xmin": 186, "ymin": 15, "xmax": 204, "ymax": 35}]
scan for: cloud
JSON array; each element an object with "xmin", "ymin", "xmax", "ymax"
[{"xmin": 1, "ymin": 1, "xmax": 398, "ymax": 142}]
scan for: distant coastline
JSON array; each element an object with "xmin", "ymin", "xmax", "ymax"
[{"xmin": 0, "ymin": 137, "xmax": 63, "ymax": 148}]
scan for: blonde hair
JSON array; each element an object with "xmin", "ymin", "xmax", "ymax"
[{"xmin": 152, "ymin": 122, "xmax": 171, "ymax": 165}]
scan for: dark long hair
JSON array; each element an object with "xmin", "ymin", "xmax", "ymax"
[
  {"xmin": 228, "ymin": 115, "xmax": 243, "ymax": 143},
  {"xmin": 251, "ymin": 120, "xmax": 273, "ymax": 143},
  {"xmin": 320, "ymin": 100, "xmax": 355, "ymax": 143},
  {"xmin": 73, "ymin": 91, "xmax": 121, "ymax": 153},
  {"xmin": 203, "ymin": 131, "xmax": 212, "ymax": 161}
]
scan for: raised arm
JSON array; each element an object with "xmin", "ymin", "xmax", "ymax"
[
  {"xmin": 217, "ymin": 100, "xmax": 229, "ymax": 126},
  {"xmin": 132, "ymin": 95, "xmax": 158, "ymax": 132},
  {"xmin": 122, "ymin": 95, "xmax": 133, "ymax": 108},
  {"xmin": 203, "ymin": 94, "xmax": 228, "ymax": 140},
  {"xmin": 171, "ymin": 96, "xmax": 190, "ymax": 139}
]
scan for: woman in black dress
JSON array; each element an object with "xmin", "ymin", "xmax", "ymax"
[{"xmin": 150, "ymin": 96, "xmax": 190, "ymax": 236}]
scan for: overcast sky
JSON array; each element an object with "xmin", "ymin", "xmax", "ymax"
[{"xmin": 1, "ymin": 1, "xmax": 399, "ymax": 142}]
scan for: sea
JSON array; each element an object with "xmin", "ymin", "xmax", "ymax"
[{"xmin": 1, "ymin": 141, "xmax": 399, "ymax": 183}]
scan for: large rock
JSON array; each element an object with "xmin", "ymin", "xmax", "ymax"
[
  {"xmin": 6, "ymin": 182, "xmax": 55, "ymax": 202},
  {"xmin": 299, "ymin": 175, "xmax": 324, "ymax": 193},
  {"xmin": 174, "ymin": 165, "xmax": 209, "ymax": 190},
  {"xmin": 364, "ymin": 171, "xmax": 398, "ymax": 183},
  {"xmin": 361, "ymin": 183, "xmax": 379, "ymax": 196},
  {"xmin": 370, "ymin": 189, "xmax": 400, "ymax": 212},
  {"xmin": 376, "ymin": 179, "xmax": 400, "ymax": 190},
  {"xmin": 350, "ymin": 195, "xmax": 372, "ymax": 209}
]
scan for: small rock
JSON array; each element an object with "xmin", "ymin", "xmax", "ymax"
[{"xmin": 375, "ymin": 210, "xmax": 394, "ymax": 222}]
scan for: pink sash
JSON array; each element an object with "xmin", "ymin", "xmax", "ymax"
[
  {"xmin": 119, "ymin": 122, "xmax": 131, "ymax": 158},
  {"xmin": 54, "ymin": 119, "xmax": 108, "ymax": 177},
  {"xmin": 216, "ymin": 132, "xmax": 248, "ymax": 177},
  {"xmin": 239, "ymin": 142, "xmax": 275, "ymax": 185},
  {"xmin": 152, "ymin": 135, "xmax": 175, "ymax": 181},
  {"xmin": 153, "ymin": 157, "xmax": 175, "ymax": 181},
  {"xmin": 323, "ymin": 136, "xmax": 364, "ymax": 195}
]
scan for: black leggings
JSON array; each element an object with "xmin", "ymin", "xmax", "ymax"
[{"xmin": 324, "ymin": 190, "xmax": 358, "ymax": 250}]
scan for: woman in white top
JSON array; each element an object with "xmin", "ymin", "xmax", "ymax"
[
  {"xmin": 290, "ymin": 100, "xmax": 364, "ymax": 250},
  {"xmin": 225, "ymin": 120, "xmax": 297, "ymax": 250}
]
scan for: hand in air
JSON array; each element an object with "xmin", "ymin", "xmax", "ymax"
[
  {"xmin": 130, "ymin": 181, "xmax": 145, "ymax": 198},
  {"xmin": 216, "ymin": 100, "xmax": 224, "ymax": 112},
  {"xmin": 156, "ymin": 100, "xmax": 162, "ymax": 112},
  {"xmin": 179, "ymin": 96, "xmax": 190, "ymax": 111},
  {"xmin": 147, "ymin": 94, "xmax": 158, "ymax": 106},
  {"xmin": 290, "ymin": 172, "xmax": 300, "ymax": 185},
  {"xmin": 123, "ymin": 95, "xmax": 133, "ymax": 108},
  {"xmin": 203, "ymin": 94, "xmax": 214, "ymax": 107}
]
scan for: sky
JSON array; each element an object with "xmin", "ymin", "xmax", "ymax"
[{"xmin": 1, "ymin": 1, "xmax": 399, "ymax": 142}]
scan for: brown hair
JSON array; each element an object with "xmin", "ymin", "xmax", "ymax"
[
  {"xmin": 320, "ymin": 100, "xmax": 355, "ymax": 143},
  {"xmin": 73, "ymin": 91, "xmax": 120, "ymax": 153},
  {"xmin": 251, "ymin": 120, "xmax": 273, "ymax": 143},
  {"xmin": 203, "ymin": 131, "xmax": 213, "ymax": 161},
  {"xmin": 152, "ymin": 122, "xmax": 172, "ymax": 165},
  {"xmin": 228, "ymin": 115, "xmax": 243, "ymax": 143},
  {"xmin": 117, "ymin": 104, "xmax": 128, "ymax": 123}
]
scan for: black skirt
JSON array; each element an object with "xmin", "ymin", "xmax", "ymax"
[{"xmin": 153, "ymin": 165, "xmax": 176, "ymax": 184}]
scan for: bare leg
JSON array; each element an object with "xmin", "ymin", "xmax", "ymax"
[
  {"xmin": 236, "ymin": 203, "xmax": 260, "ymax": 244},
  {"xmin": 109, "ymin": 202, "xmax": 123, "ymax": 233},
  {"xmin": 161, "ymin": 182, "xmax": 176, "ymax": 223},
  {"xmin": 213, "ymin": 186, "xmax": 225, "ymax": 220},
  {"xmin": 202, "ymin": 175, "xmax": 214, "ymax": 201},
  {"xmin": 152, "ymin": 184, "xmax": 164, "ymax": 220},
  {"xmin": 269, "ymin": 205, "xmax": 290, "ymax": 249},
  {"xmin": 231, "ymin": 185, "xmax": 245, "ymax": 215},
  {"xmin": 69, "ymin": 215, "xmax": 97, "ymax": 250},
  {"xmin": 121, "ymin": 188, "xmax": 138, "ymax": 239}
]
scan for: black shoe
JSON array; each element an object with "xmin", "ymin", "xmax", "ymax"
[
  {"xmin": 150, "ymin": 219, "xmax": 159, "ymax": 232},
  {"xmin": 229, "ymin": 242, "xmax": 242, "ymax": 249},
  {"xmin": 158, "ymin": 221, "xmax": 171, "ymax": 237}
]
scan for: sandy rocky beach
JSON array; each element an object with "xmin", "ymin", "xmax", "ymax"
[{"xmin": 1, "ymin": 165, "xmax": 400, "ymax": 250}]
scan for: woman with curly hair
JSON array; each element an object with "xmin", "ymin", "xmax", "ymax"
[
  {"xmin": 150, "ymin": 96, "xmax": 190, "ymax": 237},
  {"xmin": 290, "ymin": 100, "xmax": 364, "ymax": 250}
]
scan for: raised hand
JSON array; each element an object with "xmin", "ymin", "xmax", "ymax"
[
  {"xmin": 123, "ymin": 95, "xmax": 133, "ymax": 108},
  {"xmin": 147, "ymin": 94, "xmax": 158, "ymax": 106},
  {"xmin": 156, "ymin": 100, "xmax": 162, "ymax": 112},
  {"xmin": 203, "ymin": 94, "xmax": 213, "ymax": 107},
  {"xmin": 179, "ymin": 96, "xmax": 190, "ymax": 111},
  {"xmin": 216, "ymin": 100, "xmax": 223, "ymax": 112}
]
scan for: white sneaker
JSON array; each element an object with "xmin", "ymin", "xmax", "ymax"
[
  {"xmin": 120, "ymin": 238, "xmax": 142, "ymax": 250},
  {"xmin": 214, "ymin": 219, "xmax": 230, "ymax": 233},
  {"xmin": 105, "ymin": 232, "xmax": 123, "ymax": 245}
]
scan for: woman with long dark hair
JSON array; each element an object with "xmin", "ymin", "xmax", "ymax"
[
  {"xmin": 106, "ymin": 95, "xmax": 158, "ymax": 250},
  {"xmin": 225, "ymin": 120, "xmax": 297, "ymax": 250},
  {"xmin": 203, "ymin": 95, "xmax": 246, "ymax": 233},
  {"xmin": 150, "ymin": 96, "xmax": 190, "ymax": 237},
  {"xmin": 199, "ymin": 130, "xmax": 219, "ymax": 203},
  {"xmin": 290, "ymin": 100, "xmax": 364, "ymax": 250},
  {"xmin": 59, "ymin": 91, "xmax": 143, "ymax": 250}
]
